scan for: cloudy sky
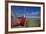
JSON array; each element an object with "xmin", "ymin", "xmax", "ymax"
[{"xmin": 11, "ymin": 6, "xmax": 41, "ymax": 17}]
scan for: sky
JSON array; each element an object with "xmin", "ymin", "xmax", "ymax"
[{"xmin": 11, "ymin": 6, "xmax": 41, "ymax": 17}]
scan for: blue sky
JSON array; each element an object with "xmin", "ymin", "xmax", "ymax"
[{"xmin": 11, "ymin": 6, "xmax": 40, "ymax": 17}]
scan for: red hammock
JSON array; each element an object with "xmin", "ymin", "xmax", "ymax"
[{"xmin": 18, "ymin": 16, "xmax": 26, "ymax": 26}]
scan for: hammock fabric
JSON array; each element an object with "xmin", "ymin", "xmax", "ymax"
[{"xmin": 17, "ymin": 16, "xmax": 26, "ymax": 26}]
